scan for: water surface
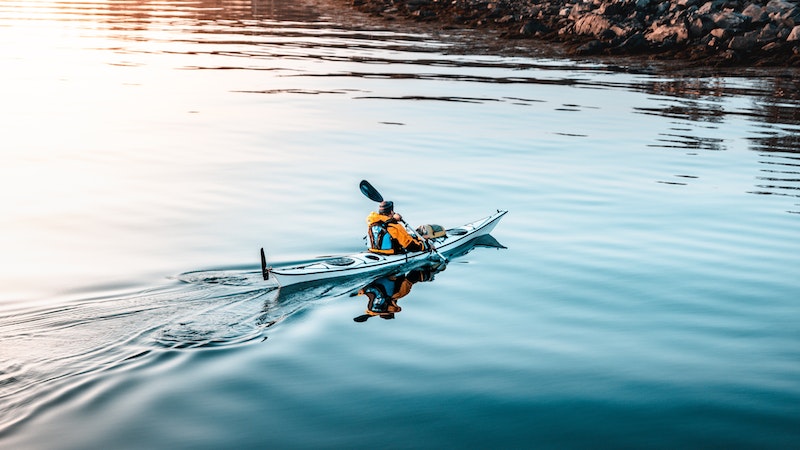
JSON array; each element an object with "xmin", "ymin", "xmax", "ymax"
[{"xmin": 1, "ymin": 0, "xmax": 799, "ymax": 448}]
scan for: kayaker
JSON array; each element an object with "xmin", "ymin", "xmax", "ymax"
[{"xmin": 366, "ymin": 200, "xmax": 427, "ymax": 254}]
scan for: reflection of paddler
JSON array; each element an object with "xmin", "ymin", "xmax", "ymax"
[{"xmin": 354, "ymin": 264, "xmax": 442, "ymax": 322}]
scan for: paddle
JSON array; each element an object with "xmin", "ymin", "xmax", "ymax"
[
  {"xmin": 260, "ymin": 247, "xmax": 269, "ymax": 281},
  {"xmin": 359, "ymin": 179, "xmax": 447, "ymax": 262},
  {"xmin": 359, "ymin": 179, "xmax": 383, "ymax": 203}
]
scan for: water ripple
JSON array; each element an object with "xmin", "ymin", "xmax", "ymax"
[{"xmin": 0, "ymin": 275, "xmax": 275, "ymax": 435}]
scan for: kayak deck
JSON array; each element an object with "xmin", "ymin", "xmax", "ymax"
[{"xmin": 262, "ymin": 210, "xmax": 507, "ymax": 287}]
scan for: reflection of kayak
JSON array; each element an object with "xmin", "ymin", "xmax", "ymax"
[{"xmin": 261, "ymin": 210, "xmax": 507, "ymax": 287}]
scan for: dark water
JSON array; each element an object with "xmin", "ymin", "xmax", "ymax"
[{"xmin": 1, "ymin": 0, "xmax": 799, "ymax": 448}]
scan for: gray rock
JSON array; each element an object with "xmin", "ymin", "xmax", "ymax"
[
  {"xmin": 569, "ymin": 3, "xmax": 595, "ymax": 21},
  {"xmin": 729, "ymin": 32, "xmax": 758, "ymax": 50},
  {"xmin": 611, "ymin": 23, "xmax": 638, "ymax": 38},
  {"xmin": 647, "ymin": 22, "xmax": 691, "ymax": 42},
  {"xmin": 690, "ymin": 17, "xmax": 714, "ymax": 36},
  {"xmin": 710, "ymin": 11, "xmax": 749, "ymax": 29},
  {"xmin": 720, "ymin": 48, "xmax": 741, "ymax": 62},
  {"xmin": 706, "ymin": 35, "xmax": 723, "ymax": 47},
  {"xmin": 519, "ymin": 19, "xmax": 550, "ymax": 35},
  {"xmin": 742, "ymin": 4, "xmax": 769, "ymax": 23},
  {"xmin": 597, "ymin": 2, "xmax": 626, "ymax": 16},
  {"xmin": 779, "ymin": 7, "xmax": 800, "ymax": 26},
  {"xmin": 496, "ymin": 15, "xmax": 515, "ymax": 24},
  {"xmin": 697, "ymin": 0, "xmax": 723, "ymax": 15},
  {"xmin": 574, "ymin": 13, "xmax": 614, "ymax": 37},
  {"xmin": 710, "ymin": 27, "xmax": 731, "ymax": 39},
  {"xmin": 617, "ymin": 32, "xmax": 649, "ymax": 51},
  {"xmin": 787, "ymin": 24, "xmax": 800, "ymax": 40},
  {"xmin": 758, "ymin": 23, "xmax": 779, "ymax": 42},
  {"xmin": 766, "ymin": 0, "xmax": 797, "ymax": 14}
]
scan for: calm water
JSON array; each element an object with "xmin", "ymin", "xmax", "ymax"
[{"xmin": 2, "ymin": 0, "xmax": 799, "ymax": 448}]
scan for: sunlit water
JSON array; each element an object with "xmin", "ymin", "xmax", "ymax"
[{"xmin": 1, "ymin": 0, "xmax": 799, "ymax": 448}]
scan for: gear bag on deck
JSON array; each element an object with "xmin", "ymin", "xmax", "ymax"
[{"xmin": 416, "ymin": 224, "xmax": 446, "ymax": 239}]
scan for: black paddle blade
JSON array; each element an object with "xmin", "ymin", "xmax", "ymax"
[
  {"xmin": 260, "ymin": 248, "xmax": 269, "ymax": 281},
  {"xmin": 359, "ymin": 180, "xmax": 383, "ymax": 203}
]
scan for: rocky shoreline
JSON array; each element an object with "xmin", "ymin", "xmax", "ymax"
[{"xmin": 348, "ymin": 0, "xmax": 800, "ymax": 66}]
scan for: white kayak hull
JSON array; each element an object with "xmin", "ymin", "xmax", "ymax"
[{"xmin": 262, "ymin": 210, "xmax": 507, "ymax": 287}]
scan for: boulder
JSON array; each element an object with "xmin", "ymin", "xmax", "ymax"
[
  {"xmin": 742, "ymin": 4, "xmax": 769, "ymax": 23},
  {"xmin": 788, "ymin": 24, "xmax": 800, "ymax": 40},
  {"xmin": 720, "ymin": 49, "xmax": 741, "ymax": 63},
  {"xmin": 496, "ymin": 14, "xmax": 515, "ymax": 23},
  {"xmin": 766, "ymin": 0, "xmax": 797, "ymax": 14},
  {"xmin": 779, "ymin": 7, "xmax": 800, "ymax": 26},
  {"xmin": 710, "ymin": 11, "xmax": 749, "ymax": 29},
  {"xmin": 711, "ymin": 27, "xmax": 731, "ymax": 39},
  {"xmin": 647, "ymin": 23, "xmax": 691, "ymax": 43},
  {"xmin": 611, "ymin": 23, "xmax": 637, "ymax": 38},
  {"xmin": 690, "ymin": 17, "xmax": 713, "ymax": 36},
  {"xmin": 616, "ymin": 32, "xmax": 649, "ymax": 51},
  {"xmin": 569, "ymin": 3, "xmax": 596, "ymax": 21},
  {"xmin": 758, "ymin": 23, "xmax": 779, "ymax": 42},
  {"xmin": 597, "ymin": 2, "xmax": 627, "ymax": 16},
  {"xmin": 706, "ymin": 35, "xmax": 723, "ymax": 47},
  {"xmin": 697, "ymin": 0, "xmax": 724, "ymax": 15},
  {"xmin": 574, "ymin": 13, "xmax": 614, "ymax": 37},
  {"xmin": 519, "ymin": 19, "xmax": 550, "ymax": 35},
  {"xmin": 729, "ymin": 32, "xmax": 758, "ymax": 50}
]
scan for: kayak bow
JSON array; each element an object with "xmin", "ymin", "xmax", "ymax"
[{"xmin": 262, "ymin": 210, "xmax": 506, "ymax": 287}]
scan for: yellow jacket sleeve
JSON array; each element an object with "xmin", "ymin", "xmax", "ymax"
[
  {"xmin": 387, "ymin": 223, "xmax": 424, "ymax": 250},
  {"xmin": 393, "ymin": 278, "xmax": 414, "ymax": 300}
]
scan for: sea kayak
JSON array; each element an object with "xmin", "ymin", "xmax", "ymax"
[{"xmin": 261, "ymin": 209, "xmax": 507, "ymax": 287}]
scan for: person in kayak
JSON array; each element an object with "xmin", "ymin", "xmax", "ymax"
[{"xmin": 366, "ymin": 200, "xmax": 427, "ymax": 254}]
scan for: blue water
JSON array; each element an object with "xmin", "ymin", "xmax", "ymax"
[{"xmin": 1, "ymin": 1, "xmax": 799, "ymax": 448}]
